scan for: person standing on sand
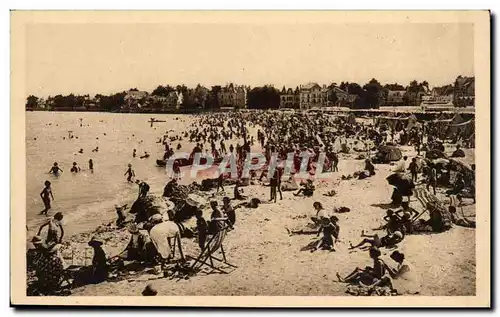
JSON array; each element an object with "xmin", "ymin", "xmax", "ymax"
[
  {"xmin": 39, "ymin": 180, "xmax": 54, "ymax": 215},
  {"xmin": 408, "ymin": 158, "xmax": 418, "ymax": 183},
  {"xmin": 88, "ymin": 159, "xmax": 94, "ymax": 173},
  {"xmin": 133, "ymin": 149, "xmax": 137, "ymax": 158},
  {"xmin": 124, "ymin": 164, "xmax": 135, "ymax": 183},
  {"xmin": 426, "ymin": 163, "xmax": 437, "ymax": 195},
  {"xmin": 37, "ymin": 212, "xmax": 64, "ymax": 246}
]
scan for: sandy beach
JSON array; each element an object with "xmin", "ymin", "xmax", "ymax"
[{"xmin": 24, "ymin": 111, "xmax": 474, "ymax": 297}]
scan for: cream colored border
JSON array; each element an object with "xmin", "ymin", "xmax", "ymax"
[{"xmin": 10, "ymin": 10, "xmax": 490, "ymax": 307}]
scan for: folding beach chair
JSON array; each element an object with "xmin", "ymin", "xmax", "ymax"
[{"xmin": 186, "ymin": 225, "xmax": 237, "ymax": 274}]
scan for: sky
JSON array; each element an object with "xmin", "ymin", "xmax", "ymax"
[{"xmin": 25, "ymin": 22, "xmax": 474, "ymax": 97}]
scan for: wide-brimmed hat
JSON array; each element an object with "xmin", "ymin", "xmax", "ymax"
[
  {"xmin": 88, "ymin": 236, "xmax": 104, "ymax": 247},
  {"xmin": 149, "ymin": 213, "xmax": 163, "ymax": 223},
  {"xmin": 393, "ymin": 231, "xmax": 403, "ymax": 239}
]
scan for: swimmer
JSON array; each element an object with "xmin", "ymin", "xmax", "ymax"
[
  {"xmin": 88, "ymin": 159, "xmax": 94, "ymax": 173},
  {"xmin": 78, "ymin": 148, "xmax": 84, "ymax": 154},
  {"xmin": 39, "ymin": 180, "xmax": 54, "ymax": 215},
  {"xmin": 92, "ymin": 147, "xmax": 99, "ymax": 152},
  {"xmin": 124, "ymin": 164, "xmax": 135, "ymax": 183},
  {"xmin": 70, "ymin": 162, "xmax": 81, "ymax": 173},
  {"xmin": 133, "ymin": 149, "xmax": 137, "ymax": 158},
  {"xmin": 48, "ymin": 162, "xmax": 63, "ymax": 176}
]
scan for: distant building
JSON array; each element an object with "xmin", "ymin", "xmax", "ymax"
[
  {"xmin": 279, "ymin": 87, "xmax": 299, "ymax": 108},
  {"xmin": 453, "ymin": 76, "xmax": 474, "ymax": 107},
  {"xmin": 165, "ymin": 91, "xmax": 183, "ymax": 110},
  {"xmin": 220, "ymin": 84, "xmax": 247, "ymax": 108},
  {"xmin": 299, "ymin": 83, "xmax": 328, "ymax": 109},
  {"xmin": 329, "ymin": 86, "xmax": 356, "ymax": 107},
  {"xmin": 385, "ymin": 90, "xmax": 406, "ymax": 106},
  {"xmin": 123, "ymin": 90, "xmax": 148, "ymax": 111}
]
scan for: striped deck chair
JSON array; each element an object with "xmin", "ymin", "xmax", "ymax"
[
  {"xmin": 187, "ymin": 224, "xmax": 237, "ymax": 274},
  {"xmin": 413, "ymin": 186, "xmax": 452, "ymax": 231},
  {"xmin": 414, "ymin": 186, "xmax": 440, "ymax": 209}
]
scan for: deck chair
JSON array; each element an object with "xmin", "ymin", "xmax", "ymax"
[{"xmin": 186, "ymin": 224, "xmax": 237, "ymax": 274}]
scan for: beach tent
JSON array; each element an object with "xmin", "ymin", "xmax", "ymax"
[
  {"xmin": 374, "ymin": 145, "xmax": 402, "ymax": 163},
  {"xmin": 346, "ymin": 113, "xmax": 357, "ymax": 125},
  {"xmin": 446, "ymin": 114, "xmax": 465, "ymax": 138},
  {"xmin": 406, "ymin": 114, "xmax": 419, "ymax": 130}
]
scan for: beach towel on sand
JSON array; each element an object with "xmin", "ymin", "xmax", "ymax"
[{"xmin": 149, "ymin": 221, "xmax": 180, "ymax": 259}]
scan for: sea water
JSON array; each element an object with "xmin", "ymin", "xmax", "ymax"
[{"xmin": 26, "ymin": 112, "xmax": 196, "ymax": 237}]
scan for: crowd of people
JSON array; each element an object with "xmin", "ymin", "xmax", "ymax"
[{"xmin": 27, "ymin": 109, "xmax": 475, "ymax": 296}]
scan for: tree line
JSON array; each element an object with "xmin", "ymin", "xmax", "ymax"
[{"xmin": 26, "ymin": 77, "xmax": 468, "ymax": 111}]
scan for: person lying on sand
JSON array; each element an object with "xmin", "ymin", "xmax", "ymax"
[
  {"xmin": 349, "ymin": 230, "xmax": 403, "ymax": 250},
  {"xmin": 336, "ymin": 246, "xmax": 386, "ymax": 285},
  {"xmin": 448, "ymin": 206, "xmax": 476, "ymax": 228}
]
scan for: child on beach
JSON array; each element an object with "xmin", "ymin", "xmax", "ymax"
[
  {"xmin": 124, "ymin": 164, "xmax": 135, "ymax": 183},
  {"xmin": 48, "ymin": 162, "xmax": 63, "ymax": 177},
  {"xmin": 39, "ymin": 180, "xmax": 54, "ymax": 215}
]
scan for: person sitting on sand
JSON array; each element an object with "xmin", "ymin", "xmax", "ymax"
[
  {"xmin": 294, "ymin": 179, "xmax": 315, "ymax": 197},
  {"xmin": 208, "ymin": 201, "xmax": 227, "ymax": 234},
  {"xmin": 114, "ymin": 223, "xmax": 156, "ymax": 264},
  {"xmin": 222, "ymin": 196, "xmax": 236, "ymax": 228},
  {"xmin": 311, "ymin": 201, "xmax": 328, "ymax": 226},
  {"xmin": 87, "ymin": 237, "xmax": 108, "ymax": 284},
  {"xmin": 370, "ymin": 251, "xmax": 420, "ymax": 295},
  {"xmin": 378, "ymin": 209, "xmax": 402, "ymax": 234},
  {"xmin": 311, "ymin": 217, "xmax": 338, "ymax": 252},
  {"xmin": 162, "ymin": 178, "xmax": 178, "ymax": 197},
  {"xmin": 364, "ymin": 159, "xmax": 376, "ymax": 176},
  {"xmin": 29, "ymin": 238, "xmax": 65, "ymax": 295},
  {"xmin": 195, "ymin": 208, "xmax": 208, "ymax": 250},
  {"xmin": 336, "ymin": 246, "xmax": 386, "ymax": 286},
  {"xmin": 115, "ymin": 204, "xmax": 128, "ymax": 228},
  {"xmin": 446, "ymin": 173, "xmax": 465, "ymax": 196},
  {"xmin": 48, "ymin": 162, "xmax": 63, "ymax": 177},
  {"xmin": 233, "ymin": 181, "xmax": 247, "ymax": 200},
  {"xmin": 349, "ymin": 230, "xmax": 404, "ymax": 250},
  {"xmin": 70, "ymin": 162, "xmax": 81, "ymax": 173}
]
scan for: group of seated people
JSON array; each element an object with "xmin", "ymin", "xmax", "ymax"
[{"xmin": 337, "ymin": 247, "xmax": 419, "ymax": 295}]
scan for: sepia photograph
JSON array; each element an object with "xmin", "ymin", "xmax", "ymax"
[{"xmin": 10, "ymin": 10, "xmax": 490, "ymax": 307}]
